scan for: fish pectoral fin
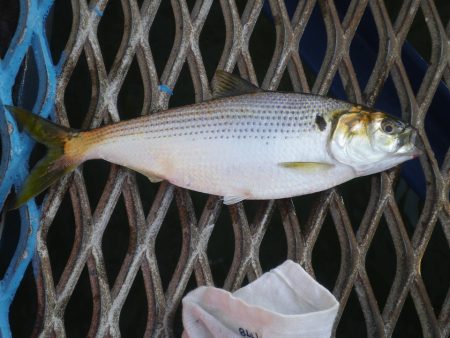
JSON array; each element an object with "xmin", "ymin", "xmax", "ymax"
[
  {"xmin": 278, "ymin": 162, "xmax": 334, "ymax": 172},
  {"xmin": 212, "ymin": 70, "xmax": 263, "ymax": 99},
  {"xmin": 223, "ymin": 195, "xmax": 246, "ymax": 205}
]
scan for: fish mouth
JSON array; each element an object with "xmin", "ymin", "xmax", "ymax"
[
  {"xmin": 398, "ymin": 129, "xmax": 423, "ymax": 158},
  {"xmin": 409, "ymin": 147, "xmax": 423, "ymax": 158}
]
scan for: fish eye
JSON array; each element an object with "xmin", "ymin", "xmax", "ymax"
[{"xmin": 381, "ymin": 118, "xmax": 404, "ymax": 134}]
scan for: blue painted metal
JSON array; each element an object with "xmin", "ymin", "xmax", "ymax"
[
  {"xmin": 90, "ymin": 4, "xmax": 104, "ymax": 17},
  {"xmin": 0, "ymin": 0, "xmax": 55, "ymax": 336},
  {"xmin": 159, "ymin": 84, "xmax": 174, "ymax": 96}
]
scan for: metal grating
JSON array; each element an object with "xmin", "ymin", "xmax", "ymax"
[{"xmin": 0, "ymin": 0, "xmax": 449, "ymax": 337}]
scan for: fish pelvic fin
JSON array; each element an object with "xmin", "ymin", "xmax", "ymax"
[{"xmin": 5, "ymin": 106, "xmax": 84, "ymax": 209}]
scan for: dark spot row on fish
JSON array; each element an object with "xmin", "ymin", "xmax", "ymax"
[{"xmin": 150, "ymin": 110, "xmax": 315, "ymax": 123}]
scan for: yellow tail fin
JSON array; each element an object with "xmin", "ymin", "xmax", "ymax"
[{"xmin": 6, "ymin": 106, "xmax": 82, "ymax": 209}]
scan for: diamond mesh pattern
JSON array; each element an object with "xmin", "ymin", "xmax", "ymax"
[{"xmin": 2, "ymin": 0, "xmax": 450, "ymax": 337}]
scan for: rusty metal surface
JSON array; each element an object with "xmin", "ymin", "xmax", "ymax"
[{"xmin": 14, "ymin": 0, "xmax": 450, "ymax": 337}]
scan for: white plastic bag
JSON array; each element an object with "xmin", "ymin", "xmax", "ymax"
[{"xmin": 182, "ymin": 260, "xmax": 339, "ymax": 338}]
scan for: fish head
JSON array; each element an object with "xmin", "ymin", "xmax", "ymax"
[{"xmin": 329, "ymin": 107, "xmax": 420, "ymax": 176}]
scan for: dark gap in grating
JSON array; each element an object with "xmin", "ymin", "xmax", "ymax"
[
  {"xmin": 365, "ymin": 216, "xmax": 396, "ymax": 310},
  {"xmin": 243, "ymin": 200, "xmax": 262, "ymax": 225},
  {"xmin": 333, "ymin": 72, "xmax": 351, "ymax": 102},
  {"xmin": 394, "ymin": 177, "xmax": 421, "ymax": 236},
  {"xmin": 82, "ymin": 160, "xmax": 111, "ymax": 211},
  {"xmin": 349, "ymin": 5, "xmax": 379, "ymax": 91},
  {"xmin": 13, "ymin": 49, "xmax": 39, "ymax": 110},
  {"xmin": 199, "ymin": 0, "xmax": 226, "ymax": 80},
  {"xmin": 47, "ymin": 191, "xmax": 76, "ymax": 285},
  {"xmin": 423, "ymin": 88, "xmax": 449, "ymax": 168},
  {"xmin": 64, "ymin": 266, "xmax": 93, "ymax": 338},
  {"xmin": 333, "ymin": 0, "xmax": 352, "ymax": 21},
  {"xmin": 170, "ymin": 61, "xmax": 196, "ymax": 107},
  {"xmin": 231, "ymin": 67, "xmax": 241, "ymax": 77},
  {"xmin": 235, "ymin": 0, "xmax": 247, "ymax": 17},
  {"xmin": 277, "ymin": 70, "xmax": 294, "ymax": 92},
  {"xmin": 338, "ymin": 175, "xmax": 372, "ymax": 232},
  {"xmin": 64, "ymin": 51, "xmax": 91, "ymax": 129},
  {"xmin": 188, "ymin": 190, "xmax": 209, "ymax": 220},
  {"xmin": 401, "ymin": 8, "xmax": 432, "ymax": 94},
  {"xmin": 241, "ymin": 275, "xmax": 250, "ymax": 288},
  {"xmin": 10, "ymin": 264, "xmax": 36, "ymax": 338},
  {"xmin": 392, "ymin": 294, "xmax": 422, "ymax": 338},
  {"xmin": 174, "ymin": 273, "xmax": 198, "ymax": 336},
  {"xmin": 311, "ymin": 213, "xmax": 341, "ymax": 291},
  {"xmin": 136, "ymin": 0, "xmax": 145, "ymax": 9},
  {"xmin": 259, "ymin": 209, "xmax": 287, "ymax": 271},
  {"xmin": 336, "ymin": 288, "xmax": 367, "ymax": 337},
  {"xmin": 298, "ymin": 2, "xmax": 327, "ymax": 90},
  {"xmin": 136, "ymin": 172, "xmax": 159, "ymax": 216},
  {"xmin": 435, "ymin": 0, "xmax": 450, "ymax": 24},
  {"xmin": 120, "ymin": 268, "xmax": 147, "ymax": 337},
  {"xmin": 384, "ymin": 0, "xmax": 403, "ymax": 26},
  {"xmin": 29, "ymin": 142, "xmax": 46, "ymax": 170},
  {"xmin": 421, "ymin": 221, "xmax": 450, "ymax": 316},
  {"xmin": 373, "ymin": 74, "xmax": 403, "ymax": 118},
  {"xmin": 118, "ymin": 57, "xmax": 144, "ymax": 119},
  {"xmin": 185, "ymin": 0, "xmax": 197, "ymax": 14},
  {"xmin": 301, "ymin": 62, "xmax": 317, "ymax": 91},
  {"xmin": 97, "ymin": 0, "xmax": 124, "ymax": 73},
  {"xmin": 0, "ymin": 207, "xmax": 20, "ymax": 280},
  {"xmin": 0, "ymin": 0, "xmax": 19, "ymax": 59},
  {"xmin": 155, "ymin": 200, "xmax": 182, "ymax": 291},
  {"xmin": 49, "ymin": 0, "xmax": 72, "ymax": 65},
  {"xmin": 292, "ymin": 192, "xmax": 320, "ymax": 235},
  {"xmin": 102, "ymin": 193, "xmax": 130, "ymax": 286},
  {"xmin": 148, "ymin": 1, "xmax": 175, "ymax": 77},
  {"xmin": 207, "ymin": 205, "xmax": 234, "ymax": 287},
  {"xmin": 405, "ymin": 7, "xmax": 432, "ymax": 66},
  {"xmin": 248, "ymin": 5, "xmax": 276, "ymax": 86}
]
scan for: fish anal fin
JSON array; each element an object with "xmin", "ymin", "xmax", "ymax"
[
  {"xmin": 223, "ymin": 195, "xmax": 246, "ymax": 205},
  {"xmin": 134, "ymin": 169, "xmax": 164, "ymax": 183},
  {"xmin": 278, "ymin": 162, "xmax": 334, "ymax": 173},
  {"xmin": 212, "ymin": 70, "xmax": 263, "ymax": 99},
  {"xmin": 147, "ymin": 175, "xmax": 163, "ymax": 183}
]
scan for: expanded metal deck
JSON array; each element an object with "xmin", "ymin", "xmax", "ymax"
[{"xmin": 0, "ymin": 0, "xmax": 449, "ymax": 337}]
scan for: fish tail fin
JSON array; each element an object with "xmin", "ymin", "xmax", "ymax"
[{"xmin": 5, "ymin": 106, "xmax": 84, "ymax": 209}]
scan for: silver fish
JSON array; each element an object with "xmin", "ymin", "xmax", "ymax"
[{"xmin": 6, "ymin": 71, "xmax": 420, "ymax": 208}]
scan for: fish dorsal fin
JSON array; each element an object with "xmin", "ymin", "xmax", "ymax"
[
  {"xmin": 278, "ymin": 162, "xmax": 334, "ymax": 172},
  {"xmin": 212, "ymin": 70, "xmax": 263, "ymax": 99}
]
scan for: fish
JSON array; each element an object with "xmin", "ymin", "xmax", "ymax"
[{"xmin": 5, "ymin": 71, "xmax": 420, "ymax": 209}]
